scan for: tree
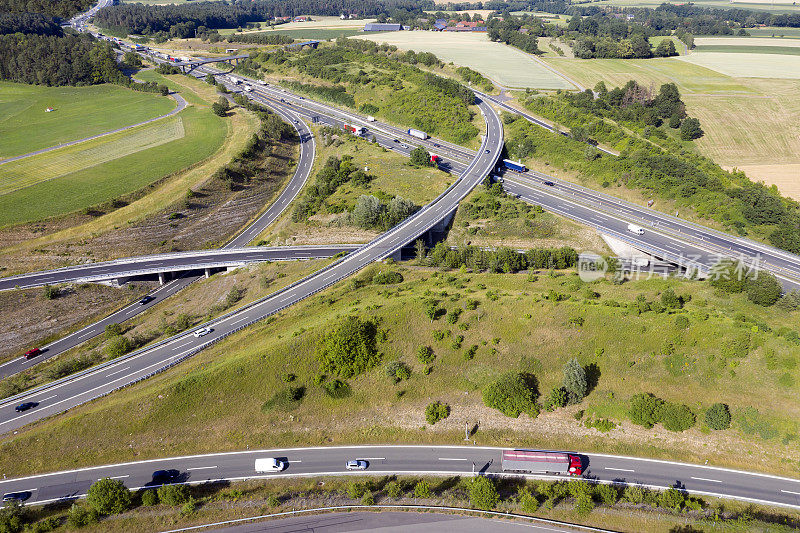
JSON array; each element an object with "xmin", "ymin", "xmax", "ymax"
[
  {"xmin": 518, "ymin": 487, "xmax": 539, "ymax": 513},
  {"xmin": 482, "ymin": 372, "xmax": 539, "ymax": 418},
  {"xmin": 705, "ymin": 403, "xmax": 731, "ymax": 430},
  {"xmin": 0, "ymin": 499, "xmax": 24, "ymax": 533},
  {"xmin": 655, "ymin": 39, "xmax": 678, "ymax": 58},
  {"xmin": 106, "ymin": 335, "xmax": 133, "ymax": 357},
  {"xmin": 122, "ymin": 50, "xmax": 143, "ymax": 69},
  {"xmin": 746, "ymin": 271, "xmax": 782, "ymax": 306},
  {"xmin": 211, "ymin": 97, "xmax": 230, "ymax": 117},
  {"xmin": 708, "ymin": 259, "xmax": 749, "ymax": 293},
  {"xmin": 385, "ymin": 361, "xmax": 411, "ymax": 383},
  {"xmin": 417, "ymin": 345, "xmax": 435, "ymax": 364},
  {"xmin": 657, "ymin": 402, "xmax": 696, "ymax": 432},
  {"xmin": 469, "ymin": 476, "xmax": 499, "ymax": 510},
  {"xmin": 352, "ymin": 195, "xmax": 383, "ymax": 229},
  {"xmin": 205, "ymin": 73, "xmax": 216, "ymax": 85},
  {"xmin": 409, "ymin": 146, "xmax": 432, "ymax": 167},
  {"xmin": 659, "ymin": 488, "xmax": 685, "ymax": 510},
  {"xmin": 661, "ymin": 288, "xmax": 682, "ymax": 309},
  {"xmin": 105, "ymin": 323, "xmax": 123, "ymax": 338},
  {"xmin": 562, "ymin": 358, "xmax": 588, "ymax": 404},
  {"xmin": 66, "ymin": 504, "xmax": 98, "ymax": 528},
  {"xmin": 315, "ymin": 316, "xmax": 379, "ymax": 378},
  {"xmin": 680, "ymin": 117, "xmax": 703, "ymax": 140},
  {"xmin": 425, "ymin": 401, "xmax": 450, "ymax": 424},
  {"xmin": 415, "ymin": 239, "xmax": 427, "ymax": 264},
  {"xmin": 668, "ymin": 114, "xmax": 681, "ymax": 129},
  {"xmin": 141, "ymin": 489, "xmax": 159, "ymax": 506},
  {"xmin": 42, "ymin": 284, "xmax": 58, "ymax": 300},
  {"xmin": 86, "ymin": 478, "xmax": 132, "ymax": 515}
]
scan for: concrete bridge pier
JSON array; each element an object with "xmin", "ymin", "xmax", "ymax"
[{"xmin": 205, "ymin": 268, "xmax": 211, "ymax": 279}]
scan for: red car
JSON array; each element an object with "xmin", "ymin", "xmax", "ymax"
[{"xmin": 24, "ymin": 348, "xmax": 41, "ymax": 360}]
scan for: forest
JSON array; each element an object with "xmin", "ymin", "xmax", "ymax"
[{"xmin": 0, "ymin": 0, "xmax": 94, "ymax": 19}]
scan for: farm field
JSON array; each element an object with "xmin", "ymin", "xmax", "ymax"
[
  {"xmin": 265, "ymin": 28, "xmax": 366, "ymax": 40},
  {"xmin": 747, "ymin": 26, "xmax": 800, "ymax": 38},
  {"xmin": 3, "ymin": 265, "xmax": 800, "ymax": 479},
  {"xmin": 592, "ymin": 0, "xmax": 800, "ymax": 13},
  {"xmin": 0, "ymin": 82, "xmax": 175, "ymax": 160},
  {"xmin": 0, "ymin": 73, "xmax": 230, "ymax": 227},
  {"xmin": 679, "ymin": 51, "xmax": 800, "ymax": 78},
  {"xmin": 542, "ymin": 56, "xmax": 800, "ymax": 197},
  {"xmin": 218, "ymin": 16, "xmax": 374, "ymax": 35},
  {"xmin": 354, "ymin": 32, "xmax": 575, "ymax": 89}
]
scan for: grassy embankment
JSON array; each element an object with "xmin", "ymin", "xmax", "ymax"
[
  {"xmin": 0, "ymin": 73, "xmax": 232, "ymax": 227},
  {"xmin": 3, "ymin": 262, "xmax": 800, "ymax": 479},
  {"xmin": 0, "ymin": 81, "xmax": 174, "ymax": 159},
  {"xmin": 0, "ymin": 72, "xmax": 260, "ymax": 263},
  {"xmin": 252, "ymin": 126, "xmax": 453, "ymax": 246}
]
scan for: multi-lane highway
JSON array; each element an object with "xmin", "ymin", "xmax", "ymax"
[
  {"xmin": 2, "ymin": 445, "xmax": 800, "ymax": 511},
  {"xmin": 0, "ymin": 90, "xmax": 317, "ymax": 378},
  {"xmin": 0, "ymin": 93, "xmax": 504, "ymax": 433}
]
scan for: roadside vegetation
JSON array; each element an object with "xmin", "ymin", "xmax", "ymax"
[
  {"xmin": 3, "ymin": 472, "xmax": 799, "ymax": 532},
  {"xmin": 5, "ymin": 254, "xmax": 800, "ymax": 478}
]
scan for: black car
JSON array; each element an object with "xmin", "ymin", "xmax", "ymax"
[
  {"xmin": 2, "ymin": 491, "xmax": 31, "ymax": 503},
  {"xmin": 433, "ymin": 143, "xmax": 440, "ymax": 147},
  {"xmin": 14, "ymin": 402, "xmax": 37, "ymax": 412},
  {"xmin": 151, "ymin": 469, "xmax": 180, "ymax": 485},
  {"xmin": 139, "ymin": 295, "xmax": 154, "ymax": 305},
  {"xmin": 543, "ymin": 181, "xmax": 555, "ymax": 187}
]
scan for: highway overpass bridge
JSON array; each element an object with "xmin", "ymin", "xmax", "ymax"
[{"xmin": 174, "ymin": 54, "xmax": 250, "ymax": 73}]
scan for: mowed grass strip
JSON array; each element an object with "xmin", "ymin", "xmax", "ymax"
[
  {"xmin": 0, "ymin": 117, "xmax": 185, "ymax": 196},
  {"xmin": 0, "ymin": 105, "xmax": 222, "ymax": 227},
  {"xmin": 0, "ymin": 82, "xmax": 175, "ymax": 159}
]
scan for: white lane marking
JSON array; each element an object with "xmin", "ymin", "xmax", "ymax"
[
  {"xmin": 229, "ymin": 317, "xmax": 247, "ymax": 326},
  {"xmin": 605, "ymin": 467, "xmax": 635, "ymax": 473},
  {"xmin": 690, "ymin": 476, "xmax": 722, "ymax": 483},
  {"xmin": 781, "ymin": 490, "xmax": 800, "ymax": 496},
  {"xmin": 101, "ymin": 475, "xmax": 129, "ymax": 480},
  {"xmin": 187, "ymin": 466, "xmax": 218, "ymax": 471},
  {"xmin": 106, "ymin": 367, "xmax": 130, "ymax": 377},
  {"xmin": 438, "ymin": 458, "xmax": 468, "ymax": 461},
  {"xmin": 358, "ymin": 457, "xmax": 385, "ymax": 460},
  {"xmin": 0, "ymin": 357, "xmax": 23, "ymax": 369},
  {"xmin": 40, "ymin": 395, "xmax": 57, "ymax": 402},
  {"xmin": 76, "ymin": 330, "xmax": 95, "ymax": 339},
  {"xmin": 278, "ymin": 294, "xmax": 293, "ymax": 303},
  {"xmin": 172, "ymin": 341, "xmax": 193, "ymax": 351},
  {"xmin": 289, "ymin": 460, "xmax": 302, "ymax": 463}
]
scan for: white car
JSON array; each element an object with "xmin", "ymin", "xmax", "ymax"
[
  {"xmin": 193, "ymin": 327, "xmax": 212, "ymax": 338},
  {"xmin": 345, "ymin": 460, "xmax": 368, "ymax": 471}
]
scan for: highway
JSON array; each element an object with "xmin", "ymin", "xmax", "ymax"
[
  {"xmin": 0, "ymin": 92, "xmax": 504, "ymax": 433},
  {"xmin": 2, "ymin": 445, "xmax": 800, "ymax": 511},
  {"xmin": 0, "ymin": 89, "xmax": 318, "ymax": 379}
]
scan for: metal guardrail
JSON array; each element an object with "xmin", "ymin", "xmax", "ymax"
[{"xmin": 160, "ymin": 505, "xmax": 617, "ymax": 533}]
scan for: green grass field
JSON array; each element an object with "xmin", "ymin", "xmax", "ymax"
[
  {"xmin": 263, "ymin": 28, "xmax": 368, "ymax": 40},
  {"xmin": 353, "ymin": 32, "xmax": 575, "ymax": 89},
  {"xmin": 0, "ymin": 71, "xmax": 230, "ymax": 227},
  {"xmin": 0, "ymin": 82, "xmax": 175, "ymax": 159},
  {"xmin": 678, "ymin": 52, "xmax": 800, "ymax": 78},
  {"xmin": 2, "ymin": 266, "xmax": 800, "ymax": 478},
  {"xmin": 748, "ymin": 26, "xmax": 800, "ymax": 38}
]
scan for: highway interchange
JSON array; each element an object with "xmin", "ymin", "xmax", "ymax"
[{"xmin": 4, "ymin": 4, "xmax": 800, "ymax": 522}]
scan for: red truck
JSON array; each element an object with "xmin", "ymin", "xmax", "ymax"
[
  {"xmin": 430, "ymin": 154, "xmax": 440, "ymax": 164},
  {"xmin": 24, "ymin": 348, "xmax": 41, "ymax": 360},
  {"xmin": 501, "ymin": 449, "xmax": 583, "ymax": 476},
  {"xmin": 344, "ymin": 124, "xmax": 366, "ymax": 136}
]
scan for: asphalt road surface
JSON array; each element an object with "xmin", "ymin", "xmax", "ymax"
[
  {"xmin": 191, "ymin": 511, "xmax": 594, "ymax": 533},
  {"xmin": 1, "ymin": 445, "xmax": 800, "ymax": 511},
  {"xmin": 0, "ymin": 93, "xmax": 503, "ymax": 433},
  {"xmin": 0, "ymin": 92, "xmax": 317, "ymax": 378}
]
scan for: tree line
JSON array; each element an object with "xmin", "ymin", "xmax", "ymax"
[{"xmin": 0, "ymin": 0, "xmax": 94, "ymax": 19}]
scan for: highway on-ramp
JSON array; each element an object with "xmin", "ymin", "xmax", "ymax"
[
  {"xmin": 1, "ymin": 445, "xmax": 800, "ymax": 511},
  {"xmin": 0, "ymin": 95, "xmax": 504, "ymax": 433}
]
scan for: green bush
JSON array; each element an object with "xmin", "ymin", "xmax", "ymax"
[
  {"xmin": 544, "ymin": 386, "xmax": 568, "ymax": 411},
  {"xmin": 323, "ymin": 379, "xmax": 351, "ymax": 398},
  {"xmin": 105, "ymin": 335, "xmax": 133, "ymax": 358},
  {"xmin": 413, "ymin": 480, "xmax": 431, "ymax": 498},
  {"xmin": 747, "ymin": 271, "xmax": 782, "ymax": 306},
  {"xmin": 374, "ymin": 270, "xmax": 403, "ymax": 284},
  {"xmin": 361, "ymin": 491, "xmax": 375, "ymax": 505},
  {"xmin": 386, "ymin": 481, "xmax": 402, "ymax": 498},
  {"xmin": 574, "ymin": 493, "xmax": 595, "ymax": 515},
  {"xmin": 157, "ymin": 484, "xmax": 190, "ymax": 506},
  {"xmin": 659, "ymin": 488, "xmax": 685, "ymax": 510},
  {"xmin": 385, "ymin": 361, "xmax": 411, "ymax": 383},
  {"xmin": 628, "ymin": 393, "xmax": 664, "ymax": 429},
  {"xmin": 266, "ymin": 495, "xmax": 280, "ymax": 508},
  {"xmin": 425, "ymin": 401, "xmax": 450, "ymax": 425},
  {"xmin": 705, "ymin": 403, "xmax": 731, "ymax": 430},
  {"xmin": 347, "ymin": 482, "xmax": 366, "ymax": 499},
  {"xmin": 105, "ymin": 323, "xmax": 123, "ymax": 337},
  {"xmin": 42, "ymin": 284, "xmax": 59, "ymax": 300},
  {"xmin": 316, "ymin": 316, "xmax": 379, "ymax": 378},
  {"xmin": 657, "ymin": 402, "xmax": 696, "ymax": 432},
  {"xmin": 482, "ymin": 372, "xmax": 539, "ymax": 418},
  {"xmin": 622, "ymin": 485, "xmax": 645, "ymax": 504},
  {"xmin": 140, "ymin": 489, "xmax": 158, "ymax": 506},
  {"xmin": 518, "ymin": 487, "xmax": 539, "ymax": 513},
  {"xmin": 562, "ymin": 358, "xmax": 588, "ymax": 404},
  {"xmin": 469, "ymin": 476, "xmax": 499, "ymax": 510},
  {"xmin": 87, "ymin": 478, "xmax": 132, "ymax": 515},
  {"xmin": 66, "ymin": 504, "xmax": 99, "ymax": 528},
  {"xmin": 594, "ymin": 484, "xmax": 619, "ymax": 505},
  {"xmin": 262, "ymin": 386, "xmax": 306, "ymax": 412},
  {"xmin": 416, "ymin": 345, "xmax": 435, "ymax": 364},
  {"xmin": 674, "ymin": 315, "xmax": 690, "ymax": 329}
]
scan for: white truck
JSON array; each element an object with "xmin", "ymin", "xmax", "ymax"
[
  {"xmin": 228, "ymin": 75, "xmax": 241, "ymax": 85},
  {"xmin": 366, "ymin": 115, "xmax": 376, "ymax": 122},
  {"xmin": 243, "ymin": 85, "xmax": 253, "ymax": 92},
  {"xmin": 407, "ymin": 128, "xmax": 428, "ymax": 140},
  {"xmin": 254, "ymin": 458, "xmax": 285, "ymax": 472},
  {"xmin": 627, "ymin": 223, "xmax": 645, "ymax": 235}
]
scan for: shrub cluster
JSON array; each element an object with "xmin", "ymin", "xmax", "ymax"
[
  {"xmin": 628, "ymin": 393, "xmax": 696, "ymax": 432},
  {"xmin": 423, "ymin": 243, "xmax": 577, "ymax": 273},
  {"xmin": 482, "ymin": 372, "xmax": 539, "ymax": 418}
]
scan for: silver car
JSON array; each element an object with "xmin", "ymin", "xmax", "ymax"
[{"xmin": 345, "ymin": 460, "xmax": 368, "ymax": 471}]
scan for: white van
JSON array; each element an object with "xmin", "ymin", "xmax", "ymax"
[
  {"xmin": 254, "ymin": 458, "xmax": 285, "ymax": 472},
  {"xmin": 627, "ymin": 223, "xmax": 645, "ymax": 235}
]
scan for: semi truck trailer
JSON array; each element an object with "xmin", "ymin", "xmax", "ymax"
[
  {"xmin": 627, "ymin": 223, "xmax": 645, "ymax": 235},
  {"xmin": 501, "ymin": 449, "xmax": 583, "ymax": 476},
  {"xmin": 344, "ymin": 124, "xmax": 366, "ymax": 135},
  {"xmin": 407, "ymin": 128, "xmax": 428, "ymax": 140},
  {"xmin": 502, "ymin": 159, "xmax": 528, "ymax": 173}
]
